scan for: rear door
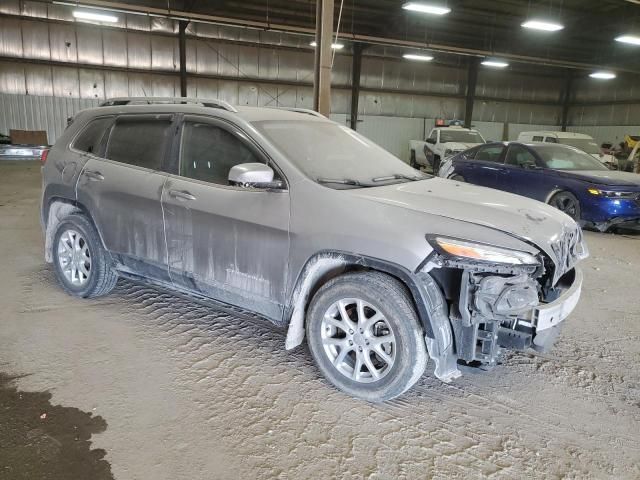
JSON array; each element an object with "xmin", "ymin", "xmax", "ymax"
[
  {"xmin": 497, "ymin": 144, "xmax": 548, "ymax": 201},
  {"xmin": 161, "ymin": 115, "xmax": 290, "ymax": 322},
  {"xmin": 76, "ymin": 114, "xmax": 176, "ymax": 282},
  {"xmin": 463, "ymin": 144, "xmax": 505, "ymax": 188}
]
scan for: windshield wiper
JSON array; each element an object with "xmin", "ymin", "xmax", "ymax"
[
  {"xmin": 317, "ymin": 177, "xmax": 363, "ymax": 186},
  {"xmin": 371, "ymin": 173, "xmax": 430, "ymax": 183}
]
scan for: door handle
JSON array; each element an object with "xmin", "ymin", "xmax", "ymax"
[
  {"xmin": 168, "ymin": 189, "xmax": 196, "ymax": 201},
  {"xmin": 84, "ymin": 170, "xmax": 104, "ymax": 181}
]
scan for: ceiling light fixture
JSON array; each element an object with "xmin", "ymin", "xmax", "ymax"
[
  {"xmin": 402, "ymin": 2, "xmax": 451, "ymax": 15},
  {"xmin": 615, "ymin": 34, "xmax": 640, "ymax": 45},
  {"xmin": 521, "ymin": 20, "xmax": 564, "ymax": 32},
  {"xmin": 403, "ymin": 53, "xmax": 435, "ymax": 61},
  {"xmin": 310, "ymin": 41, "xmax": 344, "ymax": 50},
  {"xmin": 589, "ymin": 71, "xmax": 616, "ymax": 80},
  {"xmin": 481, "ymin": 59, "xmax": 509, "ymax": 68},
  {"xmin": 72, "ymin": 10, "xmax": 118, "ymax": 22}
]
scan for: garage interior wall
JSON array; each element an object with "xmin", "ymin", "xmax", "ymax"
[{"xmin": 0, "ymin": 1, "xmax": 638, "ymax": 160}]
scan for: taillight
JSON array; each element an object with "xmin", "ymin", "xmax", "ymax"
[{"xmin": 40, "ymin": 149, "xmax": 49, "ymax": 164}]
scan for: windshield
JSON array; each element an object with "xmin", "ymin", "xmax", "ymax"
[
  {"xmin": 557, "ymin": 138, "xmax": 600, "ymax": 155},
  {"xmin": 253, "ymin": 120, "xmax": 428, "ymax": 188},
  {"xmin": 439, "ymin": 130, "xmax": 485, "ymax": 144},
  {"xmin": 532, "ymin": 144, "xmax": 609, "ymax": 171}
]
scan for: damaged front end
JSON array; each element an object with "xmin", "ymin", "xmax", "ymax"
[{"xmin": 418, "ymin": 229, "xmax": 587, "ymax": 381}]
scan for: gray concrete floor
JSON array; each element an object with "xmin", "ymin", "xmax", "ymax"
[{"xmin": 1, "ymin": 161, "xmax": 639, "ymax": 479}]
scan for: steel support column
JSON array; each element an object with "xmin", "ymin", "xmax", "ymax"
[
  {"xmin": 349, "ymin": 43, "xmax": 364, "ymax": 131},
  {"xmin": 313, "ymin": 0, "xmax": 334, "ymax": 116},
  {"xmin": 560, "ymin": 71, "xmax": 574, "ymax": 132},
  {"xmin": 179, "ymin": 20, "xmax": 188, "ymax": 97},
  {"xmin": 464, "ymin": 59, "xmax": 479, "ymax": 128}
]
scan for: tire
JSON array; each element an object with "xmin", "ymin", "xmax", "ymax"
[
  {"xmin": 306, "ymin": 271, "xmax": 428, "ymax": 402},
  {"xmin": 52, "ymin": 213, "xmax": 118, "ymax": 298},
  {"xmin": 409, "ymin": 150, "xmax": 418, "ymax": 169},
  {"xmin": 450, "ymin": 174, "xmax": 466, "ymax": 182},
  {"xmin": 549, "ymin": 191, "xmax": 582, "ymax": 222}
]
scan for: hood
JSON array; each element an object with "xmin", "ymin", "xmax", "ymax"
[
  {"xmin": 352, "ymin": 178, "xmax": 586, "ymax": 281},
  {"xmin": 442, "ymin": 142, "xmax": 480, "ymax": 151},
  {"xmin": 558, "ymin": 169, "xmax": 640, "ymax": 187}
]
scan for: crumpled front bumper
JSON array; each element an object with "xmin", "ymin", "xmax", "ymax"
[{"xmin": 531, "ymin": 267, "xmax": 583, "ymax": 351}]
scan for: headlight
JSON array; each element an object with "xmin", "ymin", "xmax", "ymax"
[
  {"xmin": 429, "ymin": 236, "xmax": 540, "ymax": 266},
  {"xmin": 587, "ymin": 189, "xmax": 638, "ymax": 199}
]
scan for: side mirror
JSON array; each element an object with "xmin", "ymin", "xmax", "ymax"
[
  {"xmin": 228, "ymin": 163, "xmax": 283, "ymax": 189},
  {"xmin": 426, "ymin": 138, "xmax": 436, "ymax": 145}
]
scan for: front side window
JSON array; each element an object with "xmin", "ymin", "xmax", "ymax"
[
  {"xmin": 72, "ymin": 117, "xmax": 113, "ymax": 155},
  {"xmin": 505, "ymin": 145, "xmax": 538, "ymax": 168},
  {"xmin": 180, "ymin": 122, "xmax": 263, "ymax": 185},
  {"xmin": 474, "ymin": 145, "xmax": 505, "ymax": 162},
  {"xmin": 105, "ymin": 116, "xmax": 172, "ymax": 170},
  {"xmin": 545, "ymin": 137, "xmax": 558, "ymax": 143},
  {"xmin": 428, "ymin": 130, "xmax": 438, "ymax": 142}
]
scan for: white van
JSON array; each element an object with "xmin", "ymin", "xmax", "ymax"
[{"xmin": 517, "ymin": 131, "xmax": 615, "ymax": 165}]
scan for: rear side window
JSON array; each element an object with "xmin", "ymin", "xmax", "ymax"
[
  {"xmin": 532, "ymin": 136, "xmax": 544, "ymax": 142},
  {"xmin": 72, "ymin": 117, "xmax": 113, "ymax": 154},
  {"xmin": 180, "ymin": 122, "xmax": 264, "ymax": 185},
  {"xmin": 475, "ymin": 145, "xmax": 505, "ymax": 162},
  {"xmin": 105, "ymin": 116, "xmax": 173, "ymax": 170}
]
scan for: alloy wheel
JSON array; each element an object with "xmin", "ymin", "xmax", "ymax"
[
  {"xmin": 57, "ymin": 229, "xmax": 92, "ymax": 286},
  {"xmin": 321, "ymin": 298, "xmax": 396, "ymax": 383}
]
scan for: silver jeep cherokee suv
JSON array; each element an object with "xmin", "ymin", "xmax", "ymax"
[{"xmin": 41, "ymin": 97, "xmax": 587, "ymax": 401}]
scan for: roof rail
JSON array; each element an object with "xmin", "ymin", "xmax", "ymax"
[
  {"xmin": 276, "ymin": 107, "xmax": 327, "ymax": 119},
  {"xmin": 99, "ymin": 97, "xmax": 238, "ymax": 113}
]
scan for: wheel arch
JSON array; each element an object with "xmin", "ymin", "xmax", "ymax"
[
  {"xmin": 44, "ymin": 197, "xmax": 107, "ymax": 263},
  {"xmin": 283, "ymin": 251, "xmax": 435, "ymax": 350}
]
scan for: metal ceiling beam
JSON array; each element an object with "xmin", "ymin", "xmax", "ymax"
[{"xmin": 45, "ymin": 0, "xmax": 640, "ymax": 74}]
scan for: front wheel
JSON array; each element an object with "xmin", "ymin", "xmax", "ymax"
[
  {"xmin": 549, "ymin": 191, "xmax": 581, "ymax": 222},
  {"xmin": 450, "ymin": 174, "xmax": 466, "ymax": 182},
  {"xmin": 306, "ymin": 271, "xmax": 428, "ymax": 402}
]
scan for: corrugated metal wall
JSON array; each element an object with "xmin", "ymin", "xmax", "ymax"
[{"xmin": 0, "ymin": 2, "xmax": 638, "ymax": 158}]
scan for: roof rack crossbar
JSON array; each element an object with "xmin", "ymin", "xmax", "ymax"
[{"xmin": 99, "ymin": 97, "xmax": 238, "ymax": 113}]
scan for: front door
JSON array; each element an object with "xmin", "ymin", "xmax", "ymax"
[
  {"xmin": 161, "ymin": 116, "xmax": 290, "ymax": 322},
  {"xmin": 76, "ymin": 114, "xmax": 176, "ymax": 282}
]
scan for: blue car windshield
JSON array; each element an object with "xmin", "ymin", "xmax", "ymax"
[{"xmin": 533, "ymin": 144, "xmax": 608, "ymax": 171}]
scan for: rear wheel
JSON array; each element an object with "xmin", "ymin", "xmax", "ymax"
[
  {"xmin": 52, "ymin": 214, "xmax": 118, "ymax": 298},
  {"xmin": 549, "ymin": 191, "xmax": 581, "ymax": 222},
  {"xmin": 306, "ymin": 271, "xmax": 427, "ymax": 402}
]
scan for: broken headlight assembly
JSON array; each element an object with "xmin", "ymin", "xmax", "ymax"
[{"xmin": 427, "ymin": 236, "xmax": 540, "ymax": 266}]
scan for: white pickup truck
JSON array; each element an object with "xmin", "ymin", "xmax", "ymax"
[{"xmin": 409, "ymin": 126, "xmax": 486, "ymax": 172}]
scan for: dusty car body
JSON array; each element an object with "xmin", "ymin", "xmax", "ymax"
[{"xmin": 41, "ymin": 97, "xmax": 587, "ymax": 401}]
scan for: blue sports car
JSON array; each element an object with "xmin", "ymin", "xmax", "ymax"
[{"xmin": 438, "ymin": 142, "xmax": 640, "ymax": 231}]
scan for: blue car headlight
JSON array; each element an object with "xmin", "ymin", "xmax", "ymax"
[{"xmin": 588, "ymin": 189, "xmax": 638, "ymax": 199}]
